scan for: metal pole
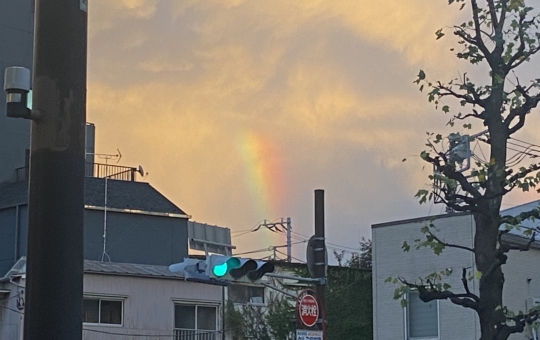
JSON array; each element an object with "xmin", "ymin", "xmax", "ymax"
[
  {"xmin": 286, "ymin": 217, "xmax": 292, "ymax": 262},
  {"xmin": 314, "ymin": 189, "xmax": 326, "ymax": 337},
  {"xmin": 24, "ymin": 1, "xmax": 87, "ymax": 339}
]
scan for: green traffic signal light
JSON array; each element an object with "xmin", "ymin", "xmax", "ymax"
[
  {"xmin": 212, "ymin": 257, "xmax": 241, "ymax": 278},
  {"xmin": 212, "ymin": 263, "xmax": 228, "ymax": 277}
]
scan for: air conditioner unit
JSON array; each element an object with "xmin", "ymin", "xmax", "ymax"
[{"xmin": 248, "ymin": 297, "xmax": 266, "ymax": 307}]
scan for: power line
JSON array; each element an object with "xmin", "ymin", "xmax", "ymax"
[{"xmin": 291, "ymin": 231, "xmax": 361, "ymax": 252}]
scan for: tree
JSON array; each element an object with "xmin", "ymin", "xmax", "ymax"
[
  {"xmin": 325, "ymin": 265, "xmax": 372, "ymax": 340},
  {"xmin": 398, "ymin": 1, "xmax": 540, "ymax": 339},
  {"xmin": 333, "ymin": 237, "xmax": 372, "ymax": 269}
]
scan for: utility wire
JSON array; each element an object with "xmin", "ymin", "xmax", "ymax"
[{"xmin": 291, "ymin": 231, "xmax": 361, "ymax": 252}]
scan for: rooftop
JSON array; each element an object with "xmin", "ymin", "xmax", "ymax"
[{"xmin": 0, "ymin": 175, "xmax": 187, "ymax": 216}]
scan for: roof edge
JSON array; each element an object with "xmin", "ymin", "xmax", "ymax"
[{"xmin": 372, "ymin": 211, "xmax": 471, "ymax": 229}]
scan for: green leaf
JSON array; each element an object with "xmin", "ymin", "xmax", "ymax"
[
  {"xmin": 442, "ymin": 105, "xmax": 450, "ymax": 113},
  {"xmin": 402, "ymin": 241, "xmax": 411, "ymax": 252},
  {"xmin": 435, "ymin": 29, "xmax": 445, "ymax": 40},
  {"xmin": 508, "ymin": 0, "xmax": 524, "ymax": 11},
  {"xmin": 474, "ymin": 271, "xmax": 482, "ymax": 279}
]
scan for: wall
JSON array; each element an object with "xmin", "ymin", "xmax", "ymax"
[
  {"xmin": 0, "ymin": 1, "xmax": 33, "ymax": 183},
  {"xmin": 84, "ymin": 210, "xmax": 188, "ymax": 265},
  {"xmin": 0, "ymin": 279, "xmax": 25, "ymax": 340},
  {"xmin": 372, "ymin": 213, "xmax": 480, "ymax": 340},
  {"xmin": 505, "ymin": 248, "xmax": 540, "ymax": 340},
  {"xmin": 82, "ymin": 274, "xmax": 223, "ymax": 339},
  {"xmin": 0, "ymin": 206, "xmax": 28, "ymax": 276}
]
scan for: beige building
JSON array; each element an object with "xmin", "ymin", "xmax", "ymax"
[
  {"xmin": 0, "ymin": 259, "xmax": 224, "ymax": 340},
  {"xmin": 372, "ymin": 202, "xmax": 540, "ymax": 340}
]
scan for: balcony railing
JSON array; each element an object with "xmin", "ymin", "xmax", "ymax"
[
  {"xmin": 14, "ymin": 163, "xmax": 139, "ymax": 182},
  {"xmin": 174, "ymin": 329, "xmax": 217, "ymax": 340}
]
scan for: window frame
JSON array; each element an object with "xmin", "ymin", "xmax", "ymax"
[
  {"xmin": 404, "ymin": 292, "xmax": 440, "ymax": 340},
  {"xmin": 83, "ymin": 296, "xmax": 124, "ymax": 327},
  {"xmin": 173, "ymin": 302, "xmax": 219, "ymax": 333}
]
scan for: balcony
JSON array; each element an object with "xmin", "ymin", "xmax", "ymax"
[
  {"xmin": 174, "ymin": 329, "xmax": 218, "ymax": 340},
  {"xmin": 14, "ymin": 163, "xmax": 141, "ymax": 182}
]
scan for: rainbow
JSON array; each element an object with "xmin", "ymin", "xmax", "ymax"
[{"xmin": 239, "ymin": 131, "xmax": 287, "ymax": 228}]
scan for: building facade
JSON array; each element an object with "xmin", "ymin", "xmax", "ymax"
[
  {"xmin": 372, "ymin": 206, "xmax": 540, "ymax": 340},
  {"xmin": 0, "ymin": 259, "xmax": 224, "ymax": 340}
]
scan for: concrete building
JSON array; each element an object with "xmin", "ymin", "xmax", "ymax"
[{"xmin": 372, "ymin": 203, "xmax": 540, "ymax": 340}]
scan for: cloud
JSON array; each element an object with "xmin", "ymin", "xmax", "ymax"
[{"xmin": 87, "ymin": 0, "xmax": 477, "ymax": 255}]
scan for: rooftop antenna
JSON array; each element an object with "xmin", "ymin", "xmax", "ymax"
[{"xmin": 94, "ymin": 150, "xmax": 121, "ymax": 263}]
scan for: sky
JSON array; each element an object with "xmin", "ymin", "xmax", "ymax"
[{"xmin": 86, "ymin": 0, "xmax": 540, "ymax": 263}]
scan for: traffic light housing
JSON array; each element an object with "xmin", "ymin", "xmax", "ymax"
[
  {"xmin": 169, "ymin": 258, "xmax": 211, "ymax": 283},
  {"xmin": 208, "ymin": 255, "xmax": 274, "ymax": 282}
]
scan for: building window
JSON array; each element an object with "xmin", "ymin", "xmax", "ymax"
[
  {"xmin": 174, "ymin": 304, "xmax": 217, "ymax": 339},
  {"xmin": 407, "ymin": 292, "xmax": 438, "ymax": 339},
  {"xmin": 83, "ymin": 298, "xmax": 123, "ymax": 325},
  {"xmin": 228, "ymin": 285, "xmax": 265, "ymax": 305}
]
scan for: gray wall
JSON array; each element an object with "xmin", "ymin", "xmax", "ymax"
[
  {"xmin": 372, "ymin": 214, "xmax": 479, "ymax": 340},
  {"xmin": 84, "ymin": 210, "xmax": 188, "ymax": 265},
  {"xmin": 0, "ymin": 206, "xmax": 28, "ymax": 276},
  {"xmin": 0, "ymin": 206, "xmax": 187, "ymax": 276},
  {"xmin": 0, "ymin": 1, "xmax": 34, "ymax": 184}
]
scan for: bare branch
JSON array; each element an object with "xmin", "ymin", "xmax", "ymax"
[
  {"xmin": 471, "ymin": 0, "xmax": 493, "ymax": 64},
  {"xmin": 399, "ymin": 277, "xmax": 479, "ymax": 311},
  {"xmin": 485, "ymin": 0, "xmax": 499, "ymax": 30},
  {"xmin": 437, "ymin": 81, "xmax": 486, "ymax": 108},
  {"xmin": 460, "ymin": 267, "xmax": 479, "ymax": 301},
  {"xmin": 498, "ymin": 309, "xmax": 540, "ymax": 338},
  {"xmin": 427, "ymin": 230, "xmax": 475, "ymax": 253},
  {"xmin": 505, "ymin": 86, "xmax": 540, "ymax": 135}
]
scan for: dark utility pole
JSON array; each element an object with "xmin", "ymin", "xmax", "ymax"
[
  {"xmin": 24, "ymin": 1, "xmax": 87, "ymax": 339},
  {"xmin": 314, "ymin": 189, "xmax": 327, "ymax": 337}
]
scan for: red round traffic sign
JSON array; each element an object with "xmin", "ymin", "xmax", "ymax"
[{"xmin": 298, "ymin": 294, "xmax": 319, "ymax": 327}]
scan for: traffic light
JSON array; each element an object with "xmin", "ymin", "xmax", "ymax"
[
  {"xmin": 169, "ymin": 258, "xmax": 209, "ymax": 282},
  {"xmin": 208, "ymin": 255, "xmax": 275, "ymax": 282}
]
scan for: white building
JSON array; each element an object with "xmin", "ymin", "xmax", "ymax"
[
  {"xmin": 0, "ymin": 258, "xmax": 224, "ymax": 340},
  {"xmin": 372, "ymin": 202, "xmax": 540, "ymax": 340}
]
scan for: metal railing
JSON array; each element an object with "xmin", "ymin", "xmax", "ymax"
[
  {"xmin": 14, "ymin": 163, "xmax": 139, "ymax": 182},
  {"xmin": 174, "ymin": 329, "xmax": 217, "ymax": 340},
  {"xmin": 88, "ymin": 163, "xmax": 138, "ymax": 181}
]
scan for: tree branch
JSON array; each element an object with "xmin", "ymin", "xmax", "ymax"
[
  {"xmin": 427, "ymin": 230, "xmax": 475, "ymax": 253},
  {"xmin": 497, "ymin": 309, "xmax": 540, "ymax": 338},
  {"xmin": 471, "ymin": 0, "xmax": 493, "ymax": 64},
  {"xmin": 500, "ymin": 207, "xmax": 540, "ymax": 225},
  {"xmin": 505, "ymin": 86, "xmax": 540, "ymax": 135},
  {"xmin": 437, "ymin": 81, "xmax": 486, "ymax": 108},
  {"xmin": 399, "ymin": 277, "xmax": 479, "ymax": 311}
]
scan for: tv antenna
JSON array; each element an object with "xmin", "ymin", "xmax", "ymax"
[{"xmin": 95, "ymin": 150, "xmax": 121, "ymax": 263}]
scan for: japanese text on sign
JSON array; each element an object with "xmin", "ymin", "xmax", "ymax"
[{"xmin": 296, "ymin": 330, "xmax": 323, "ymax": 340}]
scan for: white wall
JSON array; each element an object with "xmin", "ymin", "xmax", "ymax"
[
  {"xmin": 82, "ymin": 274, "xmax": 223, "ymax": 339},
  {"xmin": 372, "ymin": 213, "xmax": 479, "ymax": 340}
]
